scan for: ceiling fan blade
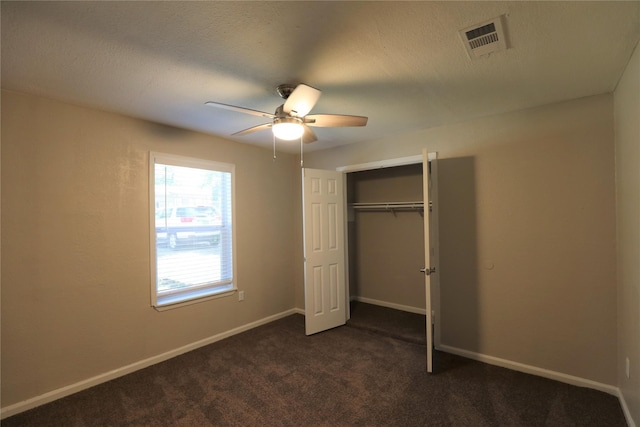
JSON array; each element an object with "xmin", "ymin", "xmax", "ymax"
[
  {"xmin": 232, "ymin": 123, "xmax": 272, "ymax": 136},
  {"xmin": 302, "ymin": 125, "xmax": 318, "ymax": 144},
  {"xmin": 283, "ymin": 84, "xmax": 321, "ymax": 117},
  {"xmin": 305, "ymin": 114, "xmax": 368, "ymax": 127},
  {"xmin": 205, "ymin": 101, "xmax": 274, "ymax": 119}
]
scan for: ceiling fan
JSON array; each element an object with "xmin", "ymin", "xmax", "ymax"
[{"xmin": 205, "ymin": 83, "xmax": 368, "ymax": 143}]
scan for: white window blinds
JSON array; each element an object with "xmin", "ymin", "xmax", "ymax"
[{"xmin": 150, "ymin": 152, "xmax": 235, "ymax": 308}]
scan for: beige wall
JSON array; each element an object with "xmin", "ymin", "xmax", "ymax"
[
  {"xmin": 614, "ymin": 41, "xmax": 640, "ymax": 425},
  {"xmin": 1, "ymin": 91, "xmax": 299, "ymax": 407},
  {"xmin": 348, "ymin": 165, "xmax": 425, "ymax": 308},
  {"xmin": 302, "ymin": 94, "xmax": 618, "ymax": 386},
  {"xmin": 0, "ymin": 85, "xmax": 626, "ymax": 411}
]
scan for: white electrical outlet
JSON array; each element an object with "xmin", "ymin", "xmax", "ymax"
[
  {"xmin": 626, "ymin": 357, "xmax": 630, "ymax": 379},
  {"xmin": 238, "ymin": 291, "xmax": 245, "ymax": 301}
]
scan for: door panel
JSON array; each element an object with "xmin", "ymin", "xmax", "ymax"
[
  {"xmin": 423, "ymin": 149, "xmax": 434, "ymax": 372},
  {"xmin": 428, "ymin": 154, "xmax": 441, "ymax": 352},
  {"xmin": 303, "ymin": 168, "xmax": 347, "ymax": 335}
]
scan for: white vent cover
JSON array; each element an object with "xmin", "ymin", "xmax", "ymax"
[{"xmin": 459, "ymin": 15, "xmax": 507, "ymax": 60}]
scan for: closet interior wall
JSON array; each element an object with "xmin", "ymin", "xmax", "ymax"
[{"xmin": 347, "ymin": 164, "xmax": 426, "ymax": 312}]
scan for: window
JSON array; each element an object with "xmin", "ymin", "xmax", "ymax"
[{"xmin": 150, "ymin": 152, "xmax": 235, "ymax": 308}]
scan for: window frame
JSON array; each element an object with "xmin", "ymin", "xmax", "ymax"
[{"xmin": 149, "ymin": 152, "xmax": 237, "ymax": 310}]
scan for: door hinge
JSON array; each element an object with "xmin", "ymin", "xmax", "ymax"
[{"xmin": 420, "ymin": 267, "xmax": 436, "ymax": 275}]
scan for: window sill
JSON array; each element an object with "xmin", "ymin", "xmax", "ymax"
[{"xmin": 153, "ymin": 286, "xmax": 235, "ymax": 311}]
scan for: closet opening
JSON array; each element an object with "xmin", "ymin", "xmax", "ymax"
[{"xmin": 345, "ymin": 162, "xmax": 428, "ymax": 345}]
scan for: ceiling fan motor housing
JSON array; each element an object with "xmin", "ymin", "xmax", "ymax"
[
  {"xmin": 274, "ymin": 116, "xmax": 303, "ymax": 126},
  {"xmin": 276, "ymin": 84, "xmax": 297, "ymax": 99}
]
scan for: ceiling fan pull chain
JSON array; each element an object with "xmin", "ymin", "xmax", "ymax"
[
  {"xmin": 300, "ymin": 135, "xmax": 304, "ymax": 168},
  {"xmin": 273, "ymin": 133, "xmax": 277, "ymax": 161}
]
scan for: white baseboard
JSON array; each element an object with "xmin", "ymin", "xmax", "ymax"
[
  {"xmin": 617, "ymin": 388, "xmax": 637, "ymax": 427},
  {"xmin": 0, "ymin": 308, "xmax": 298, "ymax": 419},
  {"xmin": 439, "ymin": 344, "xmax": 638, "ymax": 426},
  {"xmin": 353, "ymin": 296, "xmax": 426, "ymax": 315},
  {"xmin": 438, "ymin": 344, "xmax": 618, "ymax": 395}
]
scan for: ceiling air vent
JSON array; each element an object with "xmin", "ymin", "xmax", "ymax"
[{"xmin": 459, "ymin": 15, "xmax": 507, "ymax": 60}]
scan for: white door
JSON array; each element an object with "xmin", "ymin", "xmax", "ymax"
[
  {"xmin": 302, "ymin": 168, "xmax": 347, "ymax": 335},
  {"xmin": 422, "ymin": 149, "xmax": 438, "ymax": 373}
]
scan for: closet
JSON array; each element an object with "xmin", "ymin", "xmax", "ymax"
[{"xmin": 346, "ymin": 163, "xmax": 427, "ymax": 315}]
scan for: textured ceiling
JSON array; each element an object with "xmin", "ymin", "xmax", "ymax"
[{"xmin": 2, "ymin": 1, "xmax": 639, "ymax": 153}]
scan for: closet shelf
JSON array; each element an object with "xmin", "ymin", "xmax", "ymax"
[{"xmin": 350, "ymin": 201, "xmax": 424, "ymax": 212}]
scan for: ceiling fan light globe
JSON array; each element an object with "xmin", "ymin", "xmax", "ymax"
[{"xmin": 272, "ymin": 119, "xmax": 304, "ymax": 140}]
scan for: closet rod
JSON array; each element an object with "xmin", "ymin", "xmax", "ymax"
[{"xmin": 350, "ymin": 201, "xmax": 424, "ymax": 211}]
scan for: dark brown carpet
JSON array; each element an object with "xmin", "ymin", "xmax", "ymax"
[
  {"xmin": 347, "ymin": 300, "xmax": 426, "ymax": 344},
  {"xmin": 3, "ymin": 312, "xmax": 626, "ymax": 426}
]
